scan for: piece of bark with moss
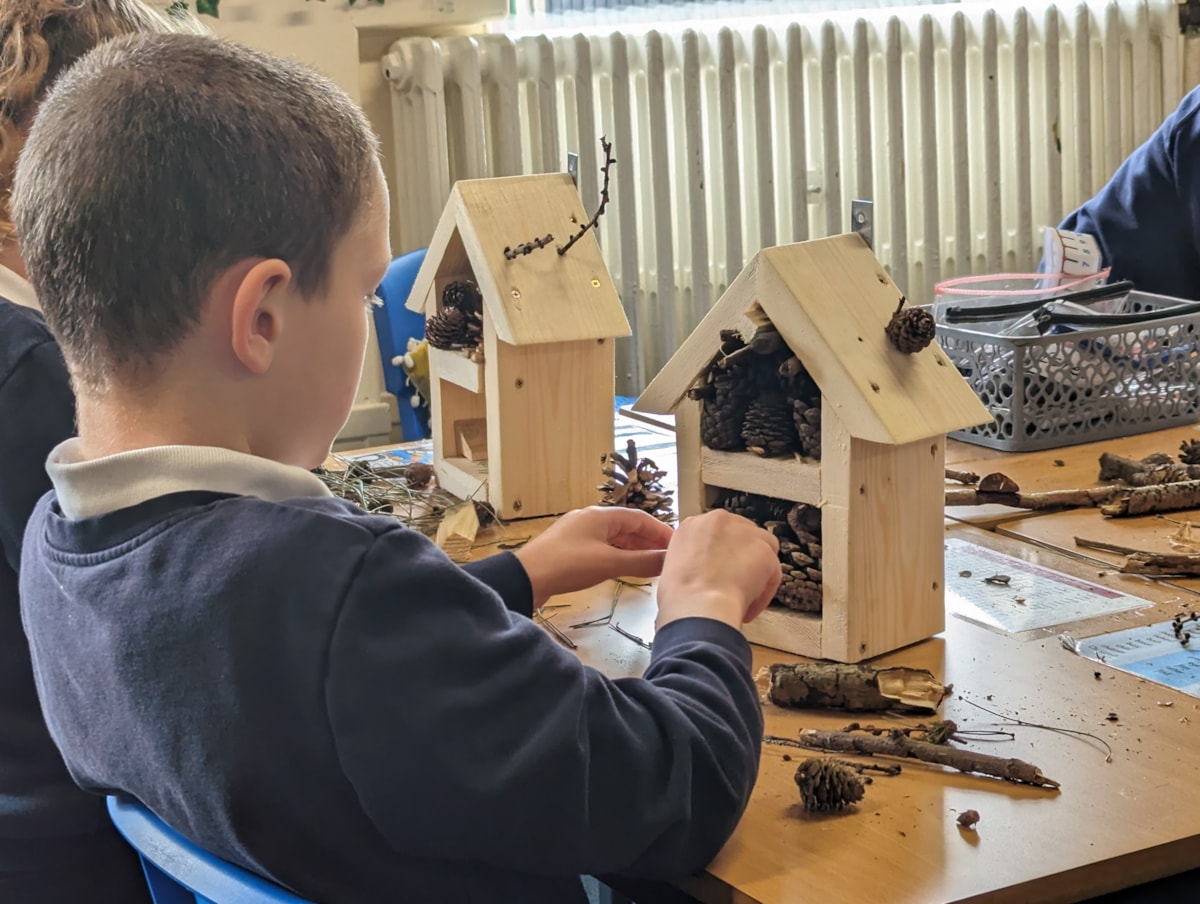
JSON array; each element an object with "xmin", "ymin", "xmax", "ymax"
[{"xmin": 767, "ymin": 663, "xmax": 950, "ymax": 713}]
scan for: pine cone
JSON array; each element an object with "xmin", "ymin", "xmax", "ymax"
[
  {"xmin": 598, "ymin": 439, "xmax": 674, "ymax": 521},
  {"xmin": 741, "ymin": 394, "xmax": 797, "ymax": 457},
  {"xmin": 885, "ymin": 302, "xmax": 937, "ymax": 354},
  {"xmin": 795, "ymin": 758, "xmax": 866, "ymax": 812},
  {"xmin": 784, "ymin": 363, "xmax": 822, "ymax": 459},
  {"xmin": 717, "ymin": 490, "xmax": 792, "ymax": 526},
  {"xmin": 426, "ymin": 307, "xmax": 470, "ymax": 349},
  {"xmin": 776, "ymin": 565, "xmax": 822, "ymax": 612},
  {"xmin": 697, "ymin": 352, "xmax": 757, "ymax": 451},
  {"xmin": 1181, "ymin": 439, "xmax": 1200, "ymax": 465},
  {"xmin": 442, "ymin": 280, "xmax": 482, "ymax": 314}
]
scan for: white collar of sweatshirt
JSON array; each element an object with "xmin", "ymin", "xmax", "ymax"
[
  {"xmin": 46, "ymin": 440, "xmax": 332, "ymax": 521},
  {"xmin": 0, "ymin": 263, "xmax": 38, "ymax": 311}
]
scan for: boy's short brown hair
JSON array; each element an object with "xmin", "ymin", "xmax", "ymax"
[{"xmin": 12, "ymin": 33, "xmax": 381, "ymax": 390}]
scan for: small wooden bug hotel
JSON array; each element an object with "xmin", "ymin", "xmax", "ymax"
[
  {"xmin": 406, "ymin": 173, "xmax": 631, "ymax": 521},
  {"xmin": 635, "ymin": 234, "xmax": 992, "ymax": 662}
]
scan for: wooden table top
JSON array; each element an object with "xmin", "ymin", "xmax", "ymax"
[
  {"xmin": 343, "ymin": 417, "xmax": 1200, "ymax": 903},
  {"xmin": 468, "ymin": 520, "xmax": 1200, "ymax": 904}
]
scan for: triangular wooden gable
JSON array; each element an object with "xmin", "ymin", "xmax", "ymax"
[
  {"xmin": 407, "ymin": 174, "xmax": 631, "ymax": 345},
  {"xmin": 637, "ymin": 235, "xmax": 992, "ymax": 445}
]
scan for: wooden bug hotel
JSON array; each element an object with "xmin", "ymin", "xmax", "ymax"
[
  {"xmin": 635, "ymin": 234, "xmax": 992, "ymax": 662},
  {"xmin": 406, "ymin": 173, "xmax": 631, "ymax": 520}
]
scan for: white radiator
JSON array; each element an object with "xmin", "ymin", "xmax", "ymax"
[{"xmin": 382, "ymin": 0, "xmax": 1181, "ymax": 393}]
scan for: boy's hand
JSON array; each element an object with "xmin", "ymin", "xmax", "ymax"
[
  {"xmin": 656, "ymin": 510, "xmax": 781, "ymax": 632},
  {"xmin": 514, "ymin": 507, "xmax": 674, "ymax": 608}
]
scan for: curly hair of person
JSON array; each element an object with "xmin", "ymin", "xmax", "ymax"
[{"xmin": 0, "ymin": 0, "xmax": 198, "ymax": 240}]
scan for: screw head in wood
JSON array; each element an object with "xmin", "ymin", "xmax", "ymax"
[
  {"xmin": 512, "ymin": 499, "xmax": 523, "ymax": 511},
  {"xmin": 514, "ymin": 378, "xmax": 525, "ymax": 389}
]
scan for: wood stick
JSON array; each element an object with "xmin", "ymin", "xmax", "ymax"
[
  {"xmin": 944, "ymin": 468, "xmax": 980, "ymax": 485},
  {"xmin": 1100, "ymin": 480, "xmax": 1200, "ymax": 517},
  {"xmin": 1073, "ymin": 536, "xmax": 1148, "ymax": 557},
  {"xmin": 1118, "ymin": 552, "xmax": 1200, "ymax": 576},
  {"xmin": 796, "ymin": 728, "xmax": 1060, "ymax": 789},
  {"xmin": 946, "ymin": 486, "xmax": 1124, "ymax": 510},
  {"xmin": 768, "ymin": 663, "xmax": 950, "ymax": 713}
]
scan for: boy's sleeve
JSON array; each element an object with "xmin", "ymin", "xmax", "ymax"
[
  {"xmin": 461, "ymin": 552, "xmax": 533, "ymax": 617},
  {"xmin": 1057, "ymin": 85, "xmax": 1200, "ymax": 298},
  {"xmin": 324, "ymin": 525, "xmax": 762, "ymax": 881},
  {"xmin": 0, "ymin": 339, "xmax": 75, "ymax": 572}
]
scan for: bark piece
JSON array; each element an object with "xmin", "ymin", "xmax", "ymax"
[
  {"xmin": 1100, "ymin": 480, "xmax": 1200, "ymax": 517},
  {"xmin": 768, "ymin": 663, "xmax": 949, "ymax": 713},
  {"xmin": 1118, "ymin": 553, "xmax": 1200, "ymax": 576}
]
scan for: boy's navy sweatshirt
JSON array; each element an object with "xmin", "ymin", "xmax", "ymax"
[
  {"xmin": 19, "ymin": 442, "xmax": 764, "ymax": 903},
  {"xmin": 1058, "ymin": 84, "xmax": 1200, "ymax": 299},
  {"xmin": 0, "ymin": 297, "xmax": 149, "ymax": 900}
]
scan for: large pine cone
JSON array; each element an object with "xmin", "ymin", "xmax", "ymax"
[
  {"xmin": 442, "ymin": 280, "xmax": 482, "ymax": 314},
  {"xmin": 718, "ymin": 491, "xmax": 792, "ymax": 525},
  {"xmin": 785, "ymin": 366, "xmax": 822, "ymax": 459},
  {"xmin": 885, "ymin": 304, "xmax": 937, "ymax": 354},
  {"xmin": 795, "ymin": 758, "xmax": 866, "ymax": 812},
  {"xmin": 425, "ymin": 307, "xmax": 470, "ymax": 350},
  {"xmin": 700, "ymin": 362, "xmax": 756, "ymax": 450},
  {"xmin": 741, "ymin": 394, "xmax": 797, "ymax": 457}
]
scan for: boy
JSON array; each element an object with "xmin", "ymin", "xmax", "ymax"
[{"xmin": 15, "ymin": 33, "xmax": 781, "ymax": 903}]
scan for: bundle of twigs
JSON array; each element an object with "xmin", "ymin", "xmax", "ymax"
[{"xmin": 315, "ymin": 456, "xmax": 471, "ymax": 537}]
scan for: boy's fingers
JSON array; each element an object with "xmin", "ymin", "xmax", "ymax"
[{"xmin": 609, "ymin": 549, "xmax": 668, "ymax": 578}]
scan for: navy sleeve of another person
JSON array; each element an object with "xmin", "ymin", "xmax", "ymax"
[
  {"xmin": 0, "ymin": 307, "xmax": 75, "ymax": 571},
  {"xmin": 1058, "ymin": 85, "xmax": 1200, "ymax": 299}
]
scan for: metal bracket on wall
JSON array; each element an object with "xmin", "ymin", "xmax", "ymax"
[
  {"xmin": 851, "ymin": 199, "xmax": 874, "ymax": 250},
  {"xmin": 567, "ymin": 151, "xmax": 580, "ymax": 187}
]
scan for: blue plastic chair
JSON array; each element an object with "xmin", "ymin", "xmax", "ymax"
[
  {"xmin": 106, "ymin": 796, "xmax": 314, "ymax": 904},
  {"xmin": 373, "ymin": 248, "xmax": 430, "ymax": 441}
]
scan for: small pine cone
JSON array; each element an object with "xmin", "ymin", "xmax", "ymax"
[
  {"xmin": 774, "ymin": 569, "xmax": 822, "ymax": 612},
  {"xmin": 442, "ymin": 280, "xmax": 482, "ymax": 314},
  {"xmin": 741, "ymin": 394, "xmax": 797, "ymax": 457},
  {"xmin": 426, "ymin": 307, "xmax": 470, "ymax": 349},
  {"xmin": 885, "ymin": 303, "xmax": 937, "ymax": 354},
  {"xmin": 1181, "ymin": 439, "xmax": 1200, "ymax": 465},
  {"xmin": 700, "ymin": 362, "xmax": 756, "ymax": 451},
  {"xmin": 795, "ymin": 758, "xmax": 866, "ymax": 812},
  {"xmin": 402, "ymin": 462, "xmax": 435, "ymax": 490}
]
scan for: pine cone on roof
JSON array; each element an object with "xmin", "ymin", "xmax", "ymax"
[
  {"xmin": 741, "ymin": 394, "xmax": 797, "ymax": 457},
  {"xmin": 885, "ymin": 300, "xmax": 937, "ymax": 354},
  {"xmin": 795, "ymin": 758, "xmax": 867, "ymax": 812}
]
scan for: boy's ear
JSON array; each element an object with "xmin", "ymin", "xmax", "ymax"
[{"xmin": 228, "ymin": 258, "xmax": 294, "ymax": 375}]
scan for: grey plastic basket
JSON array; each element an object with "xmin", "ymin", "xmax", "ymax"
[{"xmin": 933, "ymin": 290, "xmax": 1200, "ymax": 452}]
